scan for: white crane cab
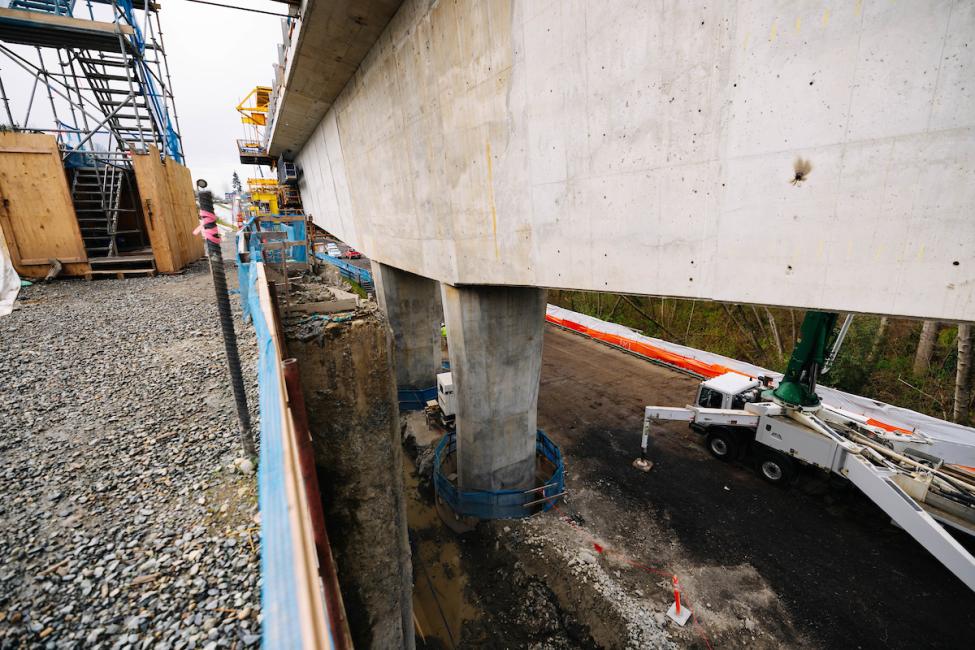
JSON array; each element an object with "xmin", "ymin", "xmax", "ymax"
[{"xmin": 644, "ymin": 372, "xmax": 770, "ymax": 470}]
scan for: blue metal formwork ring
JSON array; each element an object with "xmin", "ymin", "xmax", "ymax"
[
  {"xmin": 398, "ymin": 386, "xmax": 437, "ymax": 412},
  {"xmin": 434, "ymin": 430, "xmax": 565, "ymax": 520}
]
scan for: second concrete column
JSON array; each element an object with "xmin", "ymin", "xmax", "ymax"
[
  {"xmin": 440, "ymin": 283, "xmax": 547, "ymax": 492},
  {"xmin": 372, "ymin": 262, "xmax": 443, "ymax": 391}
]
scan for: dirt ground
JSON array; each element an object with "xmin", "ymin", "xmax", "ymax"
[
  {"xmin": 402, "ymin": 415, "xmax": 601, "ymax": 650},
  {"xmin": 531, "ymin": 324, "xmax": 975, "ymax": 649}
]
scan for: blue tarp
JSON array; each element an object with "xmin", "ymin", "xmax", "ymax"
[
  {"xmin": 237, "ymin": 253, "xmax": 334, "ymax": 649},
  {"xmin": 398, "ymin": 386, "xmax": 437, "ymax": 412}
]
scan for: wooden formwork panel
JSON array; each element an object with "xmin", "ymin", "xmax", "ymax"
[
  {"xmin": 131, "ymin": 146, "xmax": 203, "ymax": 274},
  {"xmin": 0, "ymin": 132, "xmax": 90, "ymax": 278}
]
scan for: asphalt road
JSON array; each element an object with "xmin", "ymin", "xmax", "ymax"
[{"xmin": 537, "ymin": 324, "xmax": 975, "ymax": 649}]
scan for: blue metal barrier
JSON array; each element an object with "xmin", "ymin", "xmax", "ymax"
[
  {"xmin": 434, "ymin": 430, "xmax": 565, "ymax": 520},
  {"xmin": 398, "ymin": 386, "xmax": 437, "ymax": 411},
  {"xmin": 314, "ymin": 252, "xmax": 373, "ymax": 288}
]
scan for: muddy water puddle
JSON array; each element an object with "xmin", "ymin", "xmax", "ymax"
[{"xmin": 404, "ymin": 453, "xmax": 480, "ymax": 649}]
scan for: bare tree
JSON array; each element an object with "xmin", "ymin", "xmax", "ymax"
[
  {"xmin": 722, "ymin": 304, "xmax": 765, "ymax": 360},
  {"xmin": 765, "ymin": 307, "xmax": 783, "ymax": 360},
  {"xmin": 913, "ymin": 320, "xmax": 939, "ymax": 376},
  {"xmin": 684, "ymin": 301, "xmax": 696, "ymax": 344},
  {"xmin": 867, "ymin": 317, "xmax": 889, "ymax": 367},
  {"xmin": 623, "ymin": 296, "xmax": 676, "ymax": 340},
  {"xmin": 954, "ymin": 323, "xmax": 972, "ymax": 425}
]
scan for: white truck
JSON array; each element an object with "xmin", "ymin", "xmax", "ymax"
[{"xmin": 642, "ymin": 370, "xmax": 975, "ymax": 591}]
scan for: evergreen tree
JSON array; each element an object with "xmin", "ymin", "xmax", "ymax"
[{"xmin": 231, "ymin": 171, "xmax": 242, "ymax": 194}]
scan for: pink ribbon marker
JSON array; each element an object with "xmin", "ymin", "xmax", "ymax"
[{"xmin": 195, "ymin": 209, "xmax": 221, "ymax": 244}]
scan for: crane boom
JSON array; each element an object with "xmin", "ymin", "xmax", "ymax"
[{"xmin": 770, "ymin": 311, "xmax": 838, "ymax": 408}]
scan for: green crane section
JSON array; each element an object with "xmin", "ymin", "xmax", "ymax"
[{"xmin": 770, "ymin": 311, "xmax": 839, "ymax": 409}]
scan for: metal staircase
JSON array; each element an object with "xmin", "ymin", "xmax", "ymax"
[
  {"xmin": 3, "ymin": 0, "xmax": 183, "ymax": 162},
  {"xmin": 70, "ymin": 164, "xmax": 141, "ymax": 257},
  {"xmin": 73, "ymin": 50, "xmax": 160, "ymax": 155},
  {"xmin": 360, "ymin": 276, "xmax": 375, "ymax": 295},
  {"xmin": 0, "ymin": 0, "xmax": 179, "ymax": 278}
]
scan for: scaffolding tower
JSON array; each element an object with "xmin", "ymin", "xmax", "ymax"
[{"xmin": 0, "ymin": 0, "xmax": 183, "ymax": 260}]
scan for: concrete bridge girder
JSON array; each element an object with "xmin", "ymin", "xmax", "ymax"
[{"xmin": 279, "ymin": 0, "xmax": 974, "ymax": 321}]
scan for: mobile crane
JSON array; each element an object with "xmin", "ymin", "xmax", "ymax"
[{"xmin": 641, "ymin": 311, "xmax": 975, "ymax": 591}]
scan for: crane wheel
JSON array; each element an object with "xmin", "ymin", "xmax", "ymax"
[
  {"xmin": 705, "ymin": 429, "xmax": 738, "ymax": 462},
  {"xmin": 755, "ymin": 450, "xmax": 796, "ymax": 486}
]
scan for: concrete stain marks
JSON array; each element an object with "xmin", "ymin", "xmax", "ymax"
[
  {"xmin": 485, "ymin": 139, "xmax": 500, "ymax": 260},
  {"xmin": 791, "ymin": 156, "xmax": 813, "ymax": 185},
  {"xmin": 767, "ymin": 7, "xmax": 841, "ymax": 46}
]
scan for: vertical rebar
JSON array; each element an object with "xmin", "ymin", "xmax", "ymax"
[{"xmin": 198, "ymin": 181, "xmax": 256, "ymax": 459}]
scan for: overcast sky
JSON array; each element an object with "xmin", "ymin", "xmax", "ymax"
[
  {"xmin": 0, "ymin": 0, "xmax": 283, "ymax": 194},
  {"xmin": 164, "ymin": 0, "xmax": 282, "ymax": 193}
]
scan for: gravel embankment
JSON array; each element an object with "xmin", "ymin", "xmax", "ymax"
[{"xmin": 0, "ymin": 262, "xmax": 261, "ymax": 649}]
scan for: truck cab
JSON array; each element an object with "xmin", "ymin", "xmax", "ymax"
[
  {"xmin": 694, "ymin": 373, "xmax": 763, "ymax": 411},
  {"xmin": 683, "ymin": 374, "xmax": 765, "ymax": 465}
]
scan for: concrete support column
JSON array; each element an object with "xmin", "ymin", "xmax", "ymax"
[
  {"xmin": 440, "ymin": 284, "xmax": 547, "ymax": 492},
  {"xmin": 372, "ymin": 262, "xmax": 442, "ymax": 390}
]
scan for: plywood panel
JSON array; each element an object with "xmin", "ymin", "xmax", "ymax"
[
  {"xmin": 131, "ymin": 146, "xmax": 203, "ymax": 273},
  {"xmin": 168, "ymin": 160, "xmax": 203, "ymax": 268},
  {"xmin": 0, "ymin": 132, "xmax": 89, "ymax": 278}
]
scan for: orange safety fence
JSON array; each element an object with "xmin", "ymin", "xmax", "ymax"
[
  {"xmin": 545, "ymin": 313, "xmax": 748, "ymax": 380},
  {"xmin": 545, "ymin": 311, "xmax": 921, "ymax": 438},
  {"xmin": 865, "ymin": 418, "xmax": 914, "ymax": 435}
]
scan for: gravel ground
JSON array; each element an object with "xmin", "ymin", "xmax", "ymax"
[{"xmin": 0, "ymin": 262, "xmax": 261, "ymax": 650}]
